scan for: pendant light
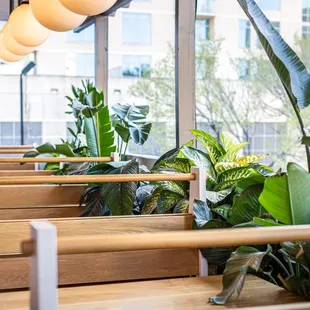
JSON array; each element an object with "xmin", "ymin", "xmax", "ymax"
[
  {"xmin": 30, "ymin": 0, "xmax": 87, "ymax": 32},
  {"xmin": 59, "ymin": 0, "xmax": 117, "ymax": 16},
  {"xmin": 9, "ymin": 2, "xmax": 49, "ymax": 47},
  {"xmin": 0, "ymin": 32, "xmax": 24, "ymax": 62},
  {"xmin": 2, "ymin": 23, "xmax": 35, "ymax": 56}
]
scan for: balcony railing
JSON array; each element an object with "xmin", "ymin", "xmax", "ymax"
[{"xmin": 197, "ymin": 0, "xmax": 216, "ymax": 14}]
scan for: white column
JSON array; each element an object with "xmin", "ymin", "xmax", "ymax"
[
  {"xmin": 176, "ymin": 0, "xmax": 196, "ymax": 146},
  {"xmin": 30, "ymin": 221, "xmax": 58, "ymax": 310},
  {"xmin": 188, "ymin": 166, "xmax": 208, "ymax": 277}
]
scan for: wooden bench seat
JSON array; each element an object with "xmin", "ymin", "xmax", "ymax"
[{"xmin": 0, "ymin": 276, "xmax": 306, "ymax": 310}]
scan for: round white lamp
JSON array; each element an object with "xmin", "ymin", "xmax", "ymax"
[
  {"xmin": 9, "ymin": 2, "xmax": 49, "ymax": 47},
  {"xmin": 0, "ymin": 32, "xmax": 24, "ymax": 62},
  {"xmin": 2, "ymin": 23, "xmax": 35, "ymax": 56},
  {"xmin": 30, "ymin": 0, "xmax": 87, "ymax": 32},
  {"xmin": 59, "ymin": 0, "xmax": 117, "ymax": 16}
]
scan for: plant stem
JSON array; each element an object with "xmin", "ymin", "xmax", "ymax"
[
  {"xmin": 296, "ymin": 263, "xmax": 301, "ymax": 277},
  {"xmin": 268, "ymin": 253, "xmax": 291, "ymax": 278},
  {"xmin": 290, "ymin": 96, "xmax": 310, "ymax": 172},
  {"xmin": 123, "ymin": 143, "xmax": 129, "ymax": 160}
]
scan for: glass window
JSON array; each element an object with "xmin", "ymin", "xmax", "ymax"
[
  {"xmin": 197, "ymin": 0, "xmax": 216, "ymax": 14},
  {"xmin": 0, "ymin": 25, "xmax": 95, "ymax": 145},
  {"xmin": 256, "ymin": 0, "xmax": 281, "ymax": 11},
  {"xmin": 196, "ymin": 1, "xmax": 306, "ymax": 169},
  {"xmin": 303, "ymin": 25, "xmax": 310, "ymax": 39},
  {"xmin": 66, "ymin": 24, "xmax": 94, "ymax": 42},
  {"xmin": 303, "ymin": 0, "xmax": 310, "ymax": 22},
  {"xmin": 122, "ymin": 13, "xmax": 152, "ymax": 45},
  {"xmin": 109, "ymin": 1, "xmax": 176, "ymax": 156},
  {"xmin": 196, "ymin": 19, "xmax": 210, "ymax": 41},
  {"xmin": 239, "ymin": 20, "xmax": 251, "ymax": 48},
  {"xmin": 122, "ymin": 55, "xmax": 151, "ymax": 77}
]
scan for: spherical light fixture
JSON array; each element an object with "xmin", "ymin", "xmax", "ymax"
[
  {"xmin": 2, "ymin": 23, "xmax": 35, "ymax": 56},
  {"xmin": 0, "ymin": 32, "xmax": 24, "ymax": 62},
  {"xmin": 59, "ymin": 0, "xmax": 117, "ymax": 16},
  {"xmin": 30, "ymin": 0, "xmax": 87, "ymax": 32},
  {"xmin": 9, "ymin": 3, "xmax": 49, "ymax": 47}
]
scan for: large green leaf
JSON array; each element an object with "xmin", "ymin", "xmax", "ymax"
[
  {"xmin": 219, "ymin": 142, "xmax": 249, "ymax": 162},
  {"xmin": 96, "ymin": 106, "xmax": 116, "ymax": 157},
  {"xmin": 209, "ymin": 245, "xmax": 272, "ymax": 305},
  {"xmin": 190, "ymin": 129, "xmax": 225, "ymax": 165},
  {"xmin": 258, "ymin": 174, "xmax": 291, "ymax": 224},
  {"xmin": 228, "ymin": 184, "xmax": 264, "ymax": 226},
  {"xmin": 100, "ymin": 160, "xmax": 139, "ymax": 215},
  {"xmin": 193, "ymin": 199, "xmax": 212, "ymax": 227},
  {"xmin": 206, "ymin": 189, "xmax": 232, "ymax": 204},
  {"xmin": 178, "ymin": 146, "xmax": 217, "ymax": 184},
  {"xmin": 151, "ymin": 158, "xmax": 191, "ymax": 174},
  {"xmin": 237, "ymin": 0, "xmax": 310, "ymax": 109},
  {"xmin": 173, "ymin": 198, "xmax": 189, "ymax": 213},
  {"xmin": 141, "ymin": 188, "xmax": 183, "ymax": 214},
  {"xmin": 215, "ymin": 167, "xmax": 260, "ymax": 190},
  {"xmin": 24, "ymin": 142, "xmax": 76, "ymax": 158},
  {"xmin": 212, "ymin": 204, "xmax": 231, "ymax": 220},
  {"xmin": 129, "ymin": 122, "xmax": 152, "ymax": 146},
  {"xmin": 84, "ymin": 117, "xmax": 99, "ymax": 157},
  {"xmin": 154, "ymin": 180, "xmax": 188, "ymax": 197},
  {"xmin": 259, "ymin": 163, "xmax": 310, "ymax": 225}
]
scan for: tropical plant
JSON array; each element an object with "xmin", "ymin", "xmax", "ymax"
[
  {"xmin": 111, "ymin": 103, "xmax": 152, "ymax": 159},
  {"xmin": 206, "ymin": 0, "xmax": 310, "ymax": 304},
  {"xmin": 23, "ymin": 81, "xmax": 116, "ymax": 170},
  {"xmin": 140, "ymin": 130, "xmax": 272, "ymax": 216},
  {"xmin": 209, "ymin": 163, "xmax": 310, "ymax": 304},
  {"xmin": 80, "ymin": 159, "xmax": 148, "ymax": 216}
]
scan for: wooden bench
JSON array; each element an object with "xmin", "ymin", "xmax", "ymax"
[
  {"xmin": 0, "ymin": 153, "xmax": 119, "ymax": 174},
  {"xmin": 0, "ymin": 224, "xmax": 307, "ymax": 309},
  {"xmin": 0, "ymin": 168, "xmax": 200, "ymax": 221},
  {"xmin": 0, "ymin": 169, "xmax": 204, "ymax": 291}
]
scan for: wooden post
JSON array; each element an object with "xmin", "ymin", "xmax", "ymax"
[
  {"xmin": 111, "ymin": 152, "xmax": 120, "ymax": 162},
  {"xmin": 30, "ymin": 221, "xmax": 58, "ymax": 310},
  {"xmin": 188, "ymin": 166, "xmax": 208, "ymax": 277}
]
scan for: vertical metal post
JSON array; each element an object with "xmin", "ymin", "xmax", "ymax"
[
  {"xmin": 30, "ymin": 221, "xmax": 58, "ymax": 310},
  {"xmin": 175, "ymin": 0, "xmax": 196, "ymax": 146},
  {"xmin": 95, "ymin": 16, "xmax": 109, "ymax": 102},
  {"xmin": 20, "ymin": 74, "xmax": 25, "ymax": 145}
]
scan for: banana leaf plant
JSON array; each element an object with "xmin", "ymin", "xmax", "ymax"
[
  {"xmin": 111, "ymin": 103, "xmax": 152, "ymax": 159},
  {"xmin": 24, "ymin": 81, "xmax": 116, "ymax": 168},
  {"xmin": 237, "ymin": 0, "xmax": 310, "ymax": 171},
  {"xmin": 210, "ymin": 162, "xmax": 310, "ymax": 304}
]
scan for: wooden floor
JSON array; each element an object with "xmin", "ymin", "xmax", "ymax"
[{"xmin": 0, "ymin": 276, "xmax": 306, "ymax": 310}]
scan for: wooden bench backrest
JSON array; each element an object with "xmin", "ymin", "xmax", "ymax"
[
  {"xmin": 0, "ymin": 214, "xmax": 198, "ymax": 290},
  {"xmin": 0, "ymin": 185, "xmax": 86, "ymax": 220}
]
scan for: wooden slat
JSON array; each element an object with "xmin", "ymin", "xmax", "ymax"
[
  {"xmin": 0, "ymin": 276, "xmax": 304, "ymax": 309},
  {"xmin": 0, "ymin": 149, "xmax": 33, "ymax": 154},
  {"xmin": 0, "ymin": 170, "xmax": 54, "ymax": 176},
  {"xmin": 0, "ymin": 173, "xmax": 195, "ymax": 185},
  {"xmin": 0, "ymin": 145, "xmax": 33, "ymax": 149},
  {"xmin": 0, "ymin": 157, "xmax": 113, "ymax": 163},
  {"xmin": 0, "ymin": 249, "xmax": 198, "ymax": 290},
  {"xmin": 0, "ymin": 214, "xmax": 193, "ymax": 254},
  {"xmin": 0, "ymin": 163, "xmax": 35, "ymax": 171},
  {"xmin": 0, "ymin": 206, "xmax": 80, "ymax": 220},
  {"xmin": 0, "ymin": 215, "xmax": 196, "ymax": 290},
  {"xmin": 0, "ymin": 185, "xmax": 86, "ymax": 208}
]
